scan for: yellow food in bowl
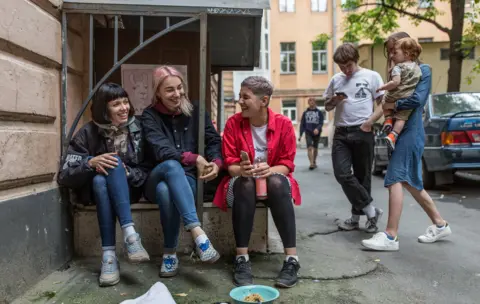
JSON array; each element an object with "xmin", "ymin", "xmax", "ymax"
[{"xmin": 244, "ymin": 293, "xmax": 265, "ymax": 302}]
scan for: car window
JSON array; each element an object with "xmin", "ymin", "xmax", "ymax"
[{"xmin": 431, "ymin": 93, "xmax": 480, "ymax": 117}]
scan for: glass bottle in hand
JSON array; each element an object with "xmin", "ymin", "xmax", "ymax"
[{"xmin": 254, "ymin": 156, "xmax": 267, "ymax": 200}]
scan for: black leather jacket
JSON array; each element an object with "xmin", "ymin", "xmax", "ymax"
[{"xmin": 57, "ymin": 117, "xmax": 151, "ymax": 205}]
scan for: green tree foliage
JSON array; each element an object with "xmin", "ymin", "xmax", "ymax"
[{"xmin": 336, "ymin": 0, "xmax": 480, "ymax": 92}]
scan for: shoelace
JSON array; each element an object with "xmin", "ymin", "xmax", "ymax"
[
  {"xmin": 281, "ymin": 261, "xmax": 298, "ymax": 272},
  {"xmin": 127, "ymin": 240, "xmax": 143, "ymax": 253},
  {"xmin": 102, "ymin": 260, "xmax": 117, "ymax": 273},
  {"xmin": 235, "ymin": 261, "xmax": 251, "ymax": 272},
  {"xmin": 425, "ymin": 226, "xmax": 436, "ymax": 237}
]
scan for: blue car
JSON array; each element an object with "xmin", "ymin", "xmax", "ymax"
[{"xmin": 372, "ymin": 92, "xmax": 480, "ymax": 189}]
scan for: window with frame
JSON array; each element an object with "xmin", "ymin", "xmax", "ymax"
[
  {"xmin": 311, "ymin": 0, "xmax": 327, "ymax": 12},
  {"xmin": 280, "ymin": 42, "xmax": 296, "ymax": 74},
  {"xmin": 312, "ymin": 42, "xmax": 327, "ymax": 73},
  {"xmin": 279, "ymin": 0, "xmax": 295, "ymax": 12},
  {"xmin": 440, "ymin": 48, "xmax": 475, "ymax": 60},
  {"xmin": 282, "ymin": 100, "xmax": 297, "ymax": 123},
  {"xmin": 264, "ymin": 33, "xmax": 269, "ymax": 70}
]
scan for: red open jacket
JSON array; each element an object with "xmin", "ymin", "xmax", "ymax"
[{"xmin": 213, "ymin": 108, "xmax": 302, "ymax": 211}]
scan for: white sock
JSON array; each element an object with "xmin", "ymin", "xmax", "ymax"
[
  {"xmin": 122, "ymin": 226, "xmax": 136, "ymax": 242},
  {"xmin": 102, "ymin": 249, "xmax": 116, "ymax": 260},
  {"xmin": 286, "ymin": 255, "xmax": 299, "ymax": 262},
  {"xmin": 362, "ymin": 204, "xmax": 376, "ymax": 219},
  {"xmin": 351, "ymin": 214, "xmax": 360, "ymax": 222},
  {"xmin": 194, "ymin": 234, "xmax": 209, "ymax": 246},
  {"xmin": 236, "ymin": 254, "xmax": 249, "ymax": 262}
]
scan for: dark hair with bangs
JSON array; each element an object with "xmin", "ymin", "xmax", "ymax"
[{"xmin": 91, "ymin": 83, "xmax": 134, "ymax": 124}]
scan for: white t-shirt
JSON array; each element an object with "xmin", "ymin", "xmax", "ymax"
[
  {"xmin": 323, "ymin": 68, "xmax": 384, "ymax": 127},
  {"xmin": 251, "ymin": 124, "xmax": 267, "ymax": 161}
]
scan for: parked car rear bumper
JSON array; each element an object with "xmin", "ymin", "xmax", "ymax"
[{"xmin": 426, "ymin": 146, "xmax": 480, "ymax": 171}]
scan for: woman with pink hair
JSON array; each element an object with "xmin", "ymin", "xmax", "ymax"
[{"xmin": 142, "ymin": 66, "xmax": 222, "ymax": 277}]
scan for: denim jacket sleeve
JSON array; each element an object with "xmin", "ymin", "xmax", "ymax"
[
  {"xmin": 204, "ymin": 111, "xmax": 222, "ymax": 163},
  {"xmin": 395, "ymin": 64, "xmax": 431, "ymax": 111}
]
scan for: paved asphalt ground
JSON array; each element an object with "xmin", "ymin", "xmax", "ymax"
[{"xmin": 12, "ymin": 148, "xmax": 480, "ymax": 304}]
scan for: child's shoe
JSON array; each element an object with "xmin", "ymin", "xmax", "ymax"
[
  {"xmin": 384, "ymin": 131, "xmax": 398, "ymax": 151},
  {"xmin": 383, "ymin": 117, "xmax": 393, "ymax": 133}
]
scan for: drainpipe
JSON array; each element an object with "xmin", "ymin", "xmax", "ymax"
[
  {"xmin": 328, "ymin": 0, "xmax": 337, "ymax": 149},
  {"xmin": 332, "ymin": 0, "xmax": 337, "ymax": 74}
]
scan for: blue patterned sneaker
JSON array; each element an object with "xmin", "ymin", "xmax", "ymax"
[
  {"xmin": 196, "ymin": 239, "xmax": 220, "ymax": 263},
  {"xmin": 124, "ymin": 233, "xmax": 150, "ymax": 264},
  {"xmin": 99, "ymin": 255, "xmax": 120, "ymax": 287},
  {"xmin": 160, "ymin": 254, "xmax": 179, "ymax": 278}
]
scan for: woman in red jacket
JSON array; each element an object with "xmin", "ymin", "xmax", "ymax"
[{"xmin": 213, "ymin": 76, "xmax": 301, "ymax": 288}]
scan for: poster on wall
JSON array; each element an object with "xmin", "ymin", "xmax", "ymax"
[{"xmin": 121, "ymin": 64, "xmax": 188, "ymax": 115}]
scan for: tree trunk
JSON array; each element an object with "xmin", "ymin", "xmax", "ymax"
[{"xmin": 447, "ymin": 0, "xmax": 466, "ymax": 92}]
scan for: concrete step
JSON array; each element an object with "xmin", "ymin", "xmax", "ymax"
[{"xmin": 74, "ymin": 203, "xmax": 272, "ymax": 257}]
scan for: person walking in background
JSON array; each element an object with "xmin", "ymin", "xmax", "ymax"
[
  {"xmin": 361, "ymin": 32, "xmax": 451, "ymax": 251},
  {"xmin": 299, "ymin": 97, "xmax": 324, "ymax": 170},
  {"xmin": 324, "ymin": 43, "xmax": 385, "ymax": 233}
]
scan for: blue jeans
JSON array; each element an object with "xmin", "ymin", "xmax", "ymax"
[
  {"xmin": 92, "ymin": 156, "xmax": 134, "ymax": 249},
  {"xmin": 144, "ymin": 160, "xmax": 200, "ymax": 250}
]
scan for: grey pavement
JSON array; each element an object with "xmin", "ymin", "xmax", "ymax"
[{"xmin": 12, "ymin": 149, "xmax": 480, "ymax": 304}]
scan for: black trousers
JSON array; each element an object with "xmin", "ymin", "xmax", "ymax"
[
  {"xmin": 332, "ymin": 126, "xmax": 374, "ymax": 216},
  {"xmin": 232, "ymin": 175, "xmax": 296, "ymax": 248}
]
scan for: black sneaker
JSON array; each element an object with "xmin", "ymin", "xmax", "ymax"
[
  {"xmin": 365, "ymin": 208, "xmax": 383, "ymax": 233},
  {"xmin": 275, "ymin": 257, "xmax": 300, "ymax": 288},
  {"xmin": 233, "ymin": 256, "xmax": 253, "ymax": 286}
]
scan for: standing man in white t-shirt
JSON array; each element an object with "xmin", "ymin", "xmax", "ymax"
[{"xmin": 324, "ymin": 43, "xmax": 385, "ymax": 233}]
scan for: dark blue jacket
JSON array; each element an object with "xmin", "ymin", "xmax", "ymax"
[
  {"xmin": 299, "ymin": 108, "xmax": 324, "ymax": 137},
  {"xmin": 141, "ymin": 103, "xmax": 222, "ymax": 178}
]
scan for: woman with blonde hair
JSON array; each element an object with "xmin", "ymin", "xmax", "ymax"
[{"xmin": 142, "ymin": 66, "xmax": 222, "ymax": 277}]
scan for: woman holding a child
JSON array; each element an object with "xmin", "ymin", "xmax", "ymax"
[{"xmin": 361, "ymin": 32, "xmax": 452, "ymax": 251}]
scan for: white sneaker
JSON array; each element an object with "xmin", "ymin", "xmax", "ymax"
[
  {"xmin": 418, "ymin": 223, "xmax": 452, "ymax": 243},
  {"xmin": 361, "ymin": 232, "xmax": 399, "ymax": 251}
]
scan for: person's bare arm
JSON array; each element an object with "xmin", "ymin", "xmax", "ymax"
[
  {"xmin": 325, "ymin": 95, "xmax": 345, "ymax": 112},
  {"xmin": 377, "ymin": 75, "xmax": 401, "ymax": 92},
  {"xmin": 360, "ymin": 96, "xmax": 384, "ymax": 132}
]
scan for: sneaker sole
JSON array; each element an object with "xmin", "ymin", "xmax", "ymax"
[
  {"xmin": 127, "ymin": 255, "xmax": 150, "ymax": 264},
  {"xmin": 234, "ymin": 280, "xmax": 254, "ymax": 287},
  {"xmin": 275, "ymin": 281, "xmax": 297, "ymax": 288},
  {"xmin": 160, "ymin": 270, "xmax": 178, "ymax": 278},
  {"xmin": 201, "ymin": 251, "xmax": 221, "ymax": 264},
  {"xmin": 361, "ymin": 241, "xmax": 399, "ymax": 251},
  {"xmin": 338, "ymin": 224, "xmax": 360, "ymax": 231},
  {"xmin": 99, "ymin": 277, "xmax": 120, "ymax": 287}
]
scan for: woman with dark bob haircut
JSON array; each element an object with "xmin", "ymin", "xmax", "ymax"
[{"xmin": 58, "ymin": 82, "xmax": 151, "ymax": 287}]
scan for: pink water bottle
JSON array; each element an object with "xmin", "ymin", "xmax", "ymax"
[{"xmin": 254, "ymin": 156, "xmax": 268, "ymax": 200}]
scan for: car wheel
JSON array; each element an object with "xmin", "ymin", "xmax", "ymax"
[
  {"xmin": 422, "ymin": 159, "xmax": 435, "ymax": 189},
  {"xmin": 372, "ymin": 156, "xmax": 383, "ymax": 176}
]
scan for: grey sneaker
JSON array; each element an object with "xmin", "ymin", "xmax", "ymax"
[
  {"xmin": 125, "ymin": 233, "xmax": 150, "ymax": 264},
  {"xmin": 99, "ymin": 256, "xmax": 120, "ymax": 287},
  {"xmin": 160, "ymin": 255, "xmax": 179, "ymax": 278},
  {"xmin": 196, "ymin": 238, "xmax": 220, "ymax": 263},
  {"xmin": 338, "ymin": 217, "xmax": 360, "ymax": 231},
  {"xmin": 365, "ymin": 208, "xmax": 383, "ymax": 233}
]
